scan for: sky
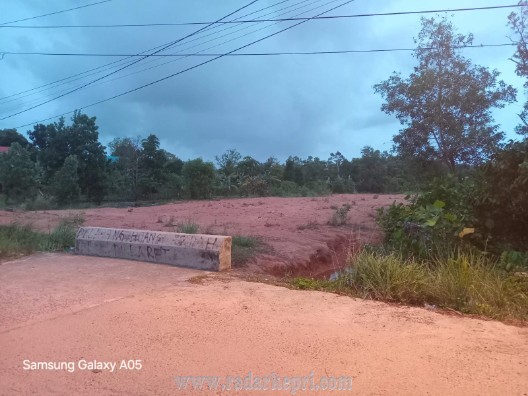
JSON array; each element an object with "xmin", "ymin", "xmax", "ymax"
[{"xmin": 0, "ymin": 0, "xmax": 525, "ymax": 162}]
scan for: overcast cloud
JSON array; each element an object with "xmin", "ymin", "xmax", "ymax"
[{"xmin": 0, "ymin": 0, "xmax": 524, "ymax": 161}]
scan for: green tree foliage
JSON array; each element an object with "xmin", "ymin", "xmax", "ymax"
[
  {"xmin": 138, "ymin": 134, "xmax": 168, "ymax": 195},
  {"xmin": 508, "ymin": 1, "xmax": 528, "ymax": 137},
  {"xmin": 473, "ymin": 141, "xmax": 528, "ymax": 252},
  {"xmin": 108, "ymin": 137, "xmax": 141, "ymax": 200},
  {"xmin": 302, "ymin": 156, "xmax": 327, "ymax": 183},
  {"xmin": 284, "ymin": 156, "xmax": 303, "ymax": 185},
  {"xmin": 51, "ymin": 155, "xmax": 81, "ymax": 205},
  {"xmin": 375, "ymin": 17, "xmax": 516, "ymax": 172},
  {"xmin": 0, "ymin": 143, "xmax": 38, "ymax": 203},
  {"xmin": 216, "ymin": 149, "xmax": 241, "ymax": 193},
  {"xmin": 0, "ymin": 129, "xmax": 29, "ymax": 147},
  {"xmin": 28, "ymin": 111, "xmax": 107, "ymax": 203},
  {"xmin": 328, "ymin": 151, "xmax": 346, "ymax": 179},
  {"xmin": 182, "ymin": 158, "xmax": 215, "ymax": 199},
  {"xmin": 351, "ymin": 147, "xmax": 388, "ymax": 193}
]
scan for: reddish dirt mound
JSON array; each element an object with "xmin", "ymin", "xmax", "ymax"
[{"xmin": 0, "ymin": 194, "xmax": 403, "ymax": 277}]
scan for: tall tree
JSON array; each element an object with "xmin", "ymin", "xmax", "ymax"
[
  {"xmin": 328, "ymin": 151, "xmax": 346, "ymax": 179},
  {"xmin": 374, "ymin": 17, "xmax": 516, "ymax": 172},
  {"xmin": 28, "ymin": 111, "xmax": 107, "ymax": 203},
  {"xmin": 138, "ymin": 134, "xmax": 168, "ymax": 195},
  {"xmin": 51, "ymin": 155, "xmax": 81, "ymax": 205},
  {"xmin": 181, "ymin": 158, "xmax": 215, "ymax": 199},
  {"xmin": 508, "ymin": 1, "xmax": 528, "ymax": 137},
  {"xmin": 0, "ymin": 143, "xmax": 38, "ymax": 203},
  {"xmin": 216, "ymin": 149, "xmax": 241, "ymax": 192},
  {"xmin": 108, "ymin": 136, "xmax": 142, "ymax": 200}
]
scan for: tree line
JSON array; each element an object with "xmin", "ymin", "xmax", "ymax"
[{"xmin": 0, "ymin": 114, "xmax": 430, "ymax": 206}]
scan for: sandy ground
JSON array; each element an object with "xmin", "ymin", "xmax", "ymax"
[
  {"xmin": 1, "ymin": 254, "xmax": 527, "ymax": 395},
  {"xmin": 0, "ymin": 195, "xmax": 402, "ymax": 277}
]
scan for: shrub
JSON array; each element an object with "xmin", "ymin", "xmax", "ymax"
[
  {"xmin": 329, "ymin": 204, "xmax": 351, "ymax": 226},
  {"xmin": 232, "ymin": 235, "xmax": 263, "ymax": 267},
  {"xmin": 473, "ymin": 141, "xmax": 528, "ymax": 253},
  {"xmin": 377, "ymin": 196, "xmax": 468, "ymax": 260},
  {"xmin": 178, "ymin": 221, "xmax": 200, "ymax": 234}
]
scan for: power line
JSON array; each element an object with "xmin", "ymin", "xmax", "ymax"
[
  {"xmin": 0, "ymin": 0, "xmax": 113, "ymax": 26},
  {"xmin": 0, "ymin": 0, "xmax": 295, "ymax": 104},
  {"xmin": 11, "ymin": 0, "xmax": 356, "ymax": 130},
  {"xmin": 1, "ymin": 0, "xmax": 344, "ymax": 110},
  {"xmin": 0, "ymin": 0, "xmax": 344, "ymax": 112},
  {"xmin": 0, "ymin": 43, "xmax": 516, "ymax": 58},
  {"xmin": 1, "ymin": 1, "xmax": 515, "ymax": 104},
  {"xmin": 0, "ymin": 0, "xmax": 262, "ymax": 121},
  {"xmin": 0, "ymin": 4, "xmax": 521, "ymax": 28}
]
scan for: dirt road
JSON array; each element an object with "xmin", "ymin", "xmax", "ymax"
[{"xmin": 1, "ymin": 254, "xmax": 527, "ymax": 395}]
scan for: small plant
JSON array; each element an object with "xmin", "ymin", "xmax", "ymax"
[
  {"xmin": 232, "ymin": 235, "xmax": 263, "ymax": 267},
  {"xmin": 292, "ymin": 278, "xmax": 335, "ymax": 291},
  {"xmin": 328, "ymin": 204, "xmax": 351, "ymax": 226},
  {"xmin": 40, "ymin": 214, "xmax": 85, "ymax": 251},
  {"xmin": 499, "ymin": 250, "xmax": 528, "ymax": 272},
  {"xmin": 178, "ymin": 221, "xmax": 200, "ymax": 234}
]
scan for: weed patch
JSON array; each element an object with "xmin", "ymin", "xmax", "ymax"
[
  {"xmin": 298, "ymin": 249, "xmax": 528, "ymax": 322},
  {"xmin": 232, "ymin": 236, "xmax": 264, "ymax": 267},
  {"xmin": 178, "ymin": 221, "xmax": 200, "ymax": 234},
  {"xmin": 0, "ymin": 215, "xmax": 85, "ymax": 260},
  {"xmin": 328, "ymin": 204, "xmax": 351, "ymax": 226}
]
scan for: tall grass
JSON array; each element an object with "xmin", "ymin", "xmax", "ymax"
[
  {"xmin": 0, "ymin": 215, "xmax": 84, "ymax": 260},
  {"xmin": 177, "ymin": 220, "xmax": 200, "ymax": 234},
  {"xmin": 340, "ymin": 249, "xmax": 528, "ymax": 321},
  {"xmin": 232, "ymin": 235, "xmax": 263, "ymax": 267}
]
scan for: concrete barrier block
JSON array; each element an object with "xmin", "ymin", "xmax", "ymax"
[{"xmin": 75, "ymin": 227, "xmax": 231, "ymax": 271}]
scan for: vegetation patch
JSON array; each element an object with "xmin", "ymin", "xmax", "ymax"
[
  {"xmin": 328, "ymin": 204, "xmax": 351, "ymax": 226},
  {"xmin": 293, "ymin": 248, "xmax": 528, "ymax": 322},
  {"xmin": 177, "ymin": 220, "xmax": 200, "ymax": 234},
  {"xmin": 231, "ymin": 236, "xmax": 265, "ymax": 267},
  {"xmin": 0, "ymin": 215, "xmax": 85, "ymax": 260}
]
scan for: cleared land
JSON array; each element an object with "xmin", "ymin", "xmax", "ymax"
[
  {"xmin": 0, "ymin": 195, "xmax": 527, "ymax": 395},
  {"xmin": 0, "ymin": 194, "xmax": 402, "ymax": 277}
]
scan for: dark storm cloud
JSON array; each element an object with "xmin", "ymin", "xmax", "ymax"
[{"xmin": 0, "ymin": 0, "xmax": 524, "ymax": 161}]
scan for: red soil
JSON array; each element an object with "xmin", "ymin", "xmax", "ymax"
[
  {"xmin": 0, "ymin": 194, "xmax": 403, "ymax": 277},
  {"xmin": 1, "ymin": 254, "xmax": 527, "ymax": 395},
  {"xmin": 1, "ymin": 196, "xmax": 527, "ymax": 395}
]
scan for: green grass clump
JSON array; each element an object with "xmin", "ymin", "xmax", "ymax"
[
  {"xmin": 177, "ymin": 221, "xmax": 200, "ymax": 234},
  {"xmin": 0, "ymin": 224, "xmax": 45, "ymax": 258},
  {"xmin": 231, "ymin": 236, "xmax": 263, "ymax": 267},
  {"xmin": 326, "ymin": 249, "xmax": 528, "ymax": 322},
  {"xmin": 0, "ymin": 215, "xmax": 85, "ymax": 260},
  {"xmin": 350, "ymin": 251, "xmax": 431, "ymax": 305},
  {"xmin": 292, "ymin": 247, "xmax": 528, "ymax": 322}
]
